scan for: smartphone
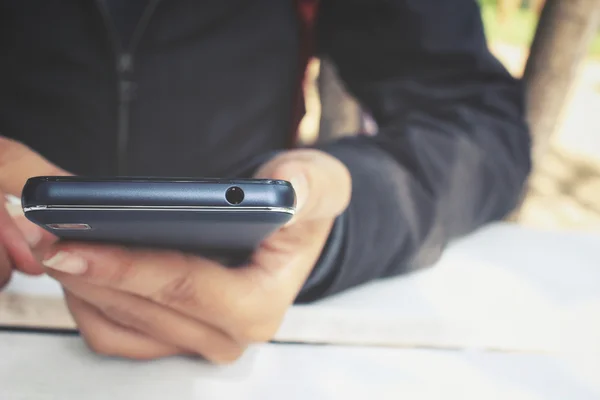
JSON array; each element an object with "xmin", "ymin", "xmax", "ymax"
[{"xmin": 22, "ymin": 176, "xmax": 295, "ymax": 261}]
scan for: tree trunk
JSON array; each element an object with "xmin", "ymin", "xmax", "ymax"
[
  {"xmin": 524, "ymin": 0, "xmax": 600, "ymax": 163},
  {"xmin": 533, "ymin": 0, "xmax": 547, "ymax": 15}
]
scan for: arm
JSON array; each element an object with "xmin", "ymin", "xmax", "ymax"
[{"xmin": 297, "ymin": 0, "xmax": 531, "ymax": 301}]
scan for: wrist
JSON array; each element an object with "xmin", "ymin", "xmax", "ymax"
[{"xmin": 295, "ymin": 211, "xmax": 347, "ymax": 303}]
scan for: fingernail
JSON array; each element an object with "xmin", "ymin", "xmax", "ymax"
[
  {"xmin": 4, "ymin": 194, "xmax": 21, "ymax": 205},
  {"xmin": 21, "ymin": 224, "xmax": 42, "ymax": 247},
  {"xmin": 43, "ymin": 251, "xmax": 88, "ymax": 275},
  {"xmin": 8, "ymin": 204, "xmax": 42, "ymax": 247},
  {"xmin": 5, "ymin": 202, "xmax": 23, "ymax": 218},
  {"xmin": 290, "ymin": 174, "xmax": 308, "ymax": 212}
]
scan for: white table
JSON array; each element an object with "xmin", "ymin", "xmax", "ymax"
[
  {"xmin": 1, "ymin": 331, "xmax": 599, "ymax": 400},
  {"xmin": 2, "ymin": 223, "xmax": 600, "ymax": 399}
]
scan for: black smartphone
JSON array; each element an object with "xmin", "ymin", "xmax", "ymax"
[{"xmin": 22, "ymin": 176, "xmax": 295, "ymax": 260}]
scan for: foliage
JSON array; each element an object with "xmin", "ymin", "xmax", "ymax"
[{"xmin": 477, "ymin": 0, "xmax": 600, "ymax": 58}]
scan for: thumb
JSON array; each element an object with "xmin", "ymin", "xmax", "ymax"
[
  {"xmin": 0, "ymin": 136, "xmax": 68, "ymax": 195},
  {"xmin": 254, "ymin": 150, "xmax": 351, "ymax": 222},
  {"xmin": 0, "ymin": 136, "xmax": 68, "ymax": 274},
  {"xmin": 0, "ymin": 193, "xmax": 46, "ymax": 275}
]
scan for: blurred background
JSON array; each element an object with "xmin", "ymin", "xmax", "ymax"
[{"xmin": 299, "ymin": 0, "xmax": 600, "ymax": 232}]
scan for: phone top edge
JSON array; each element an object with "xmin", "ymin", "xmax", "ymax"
[
  {"xmin": 28, "ymin": 176, "xmax": 292, "ymax": 185},
  {"xmin": 22, "ymin": 177, "xmax": 296, "ymax": 210},
  {"xmin": 23, "ymin": 205, "xmax": 296, "ymax": 215}
]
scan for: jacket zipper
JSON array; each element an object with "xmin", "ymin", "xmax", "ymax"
[{"xmin": 94, "ymin": 0, "xmax": 161, "ymax": 175}]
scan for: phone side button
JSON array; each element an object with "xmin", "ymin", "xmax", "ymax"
[{"xmin": 47, "ymin": 223, "xmax": 92, "ymax": 231}]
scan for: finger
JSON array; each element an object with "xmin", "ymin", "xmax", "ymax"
[
  {"xmin": 0, "ymin": 136, "xmax": 68, "ymax": 195},
  {"xmin": 0, "ymin": 197, "xmax": 43, "ymax": 275},
  {"xmin": 64, "ymin": 291, "xmax": 182, "ymax": 360},
  {"xmin": 254, "ymin": 149, "xmax": 351, "ymax": 222},
  {"xmin": 0, "ymin": 137, "xmax": 67, "ymax": 275},
  {"xmin": 251, "ymin": 220, "xmax": 334, "ymax": 296},
  {"xmin": 42, "ymin": 244, "xmax": 249, "ymax": 331},
  {"xmin": 0, "ymin": 245, "xmax": 12, "ymax": 289},
  {"xmin": 4, "ymin": 200, "xmax": 44, "ymax": 249},
  {"xmin": 7, "ymin": 200, "xmax": 57, "ymax": 255},
  {"xmin": 59, "ymin": 277, "xmax": 246, "ymax": 364}
]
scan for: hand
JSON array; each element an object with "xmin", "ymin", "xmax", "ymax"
[
  {"xmin": 0, "ymin": 137, "xmax": 67, "ymax": 289},
  {"xmin": 43, "ymin": 149, "xmax": 351, "ymax": 362}
]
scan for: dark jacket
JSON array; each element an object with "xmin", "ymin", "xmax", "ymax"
[{"xmin": 0, "ymin": 0, "xmax": 531, "ymax": 302}]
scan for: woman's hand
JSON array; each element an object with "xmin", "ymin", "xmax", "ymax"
[
  {"xmin": 43, "ymin": 149, "xmax": 351, "ymax": 362},
  {"xmin": 0, "ymin": 137, "xmax": 67, "ymax": 288}
]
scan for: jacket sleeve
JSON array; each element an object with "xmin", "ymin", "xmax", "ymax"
[{"xmin": 296, "ymin": 0, "xmax": 532, "ymax": 302}]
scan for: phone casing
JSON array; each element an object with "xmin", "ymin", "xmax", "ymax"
[{"xmin": 22, "ymin": 177, "xmax": 296, "ymax": 261}]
